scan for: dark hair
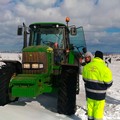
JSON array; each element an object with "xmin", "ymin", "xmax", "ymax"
[{"xmin": 95, "ymin": 51, "xmax": 103, "ymax": 59}]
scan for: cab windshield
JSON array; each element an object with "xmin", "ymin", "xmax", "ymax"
[{"xmin": 30, "ymin": 27, "xmax": 64, "ymax": 48}]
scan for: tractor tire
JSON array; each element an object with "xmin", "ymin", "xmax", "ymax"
[
  {"xmin": 0, "ymin": 65, "xmax": 18, "ymax": 106},
  {"xmin": 57, "ymin": 66, "xmax": 78, "ymax": 115},
  {"xmin": 0, "ymin": 68, "xmax": 8, "ymax": 105}
]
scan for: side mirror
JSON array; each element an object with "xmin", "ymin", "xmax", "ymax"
[
  {"xmin": 17, "ymin": 25, "xmax": 23, "ymax": 35},
  {"xmin": 70, "ymin": 27, "xmax": 77, "ymax": 35}
]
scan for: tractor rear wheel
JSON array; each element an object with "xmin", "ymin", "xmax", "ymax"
[
  {"xmin": 0, "ymin": 65, "xmax": 18, "ymax": 106},
  {"xmin": 57, "ymin": 65, "xmax": 78, "ymax": 115}
]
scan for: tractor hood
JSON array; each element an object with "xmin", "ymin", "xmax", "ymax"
[
  {"xmin": 23, "ymin": 45, "xmax": 53, "ymax": 53},
  {"xmin": 22, "ymin": 45, "xmax": 53, "ymax": 74}
]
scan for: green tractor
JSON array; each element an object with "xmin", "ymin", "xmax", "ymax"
[{"xmin": 0, "ymin": 17, "xmax": 87, "ymax": 115}]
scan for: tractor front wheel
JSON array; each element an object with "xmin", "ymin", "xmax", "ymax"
[{"xmin": 57, "ymin": 65, "xmax": 78, "ymax": 115}]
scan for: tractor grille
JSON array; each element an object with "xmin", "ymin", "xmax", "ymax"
[{"xmin": 22, "ymin": 52, "xmax": 48, "ymax": 74}]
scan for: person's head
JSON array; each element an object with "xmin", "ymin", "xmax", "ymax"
[
  {"xmin": 95, "ymin": 50, "xmax": 103, "ymax": 59},
  {"xmin": 84, "ymin": 51, "xmax": 93, "ymax": 63}
]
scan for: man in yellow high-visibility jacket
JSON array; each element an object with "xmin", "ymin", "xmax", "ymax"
[{"xmin": 82, "ymin": 51, "xmax": 113, "ymax": 120}]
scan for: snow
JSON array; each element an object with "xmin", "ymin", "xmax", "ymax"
[
  {"xmin": 0, "ymin": 53, "xmax": 22, "ymax": 62},
  {"xmin": 0, "ymin": 53, "xmax": 120, "ymax": 120}
]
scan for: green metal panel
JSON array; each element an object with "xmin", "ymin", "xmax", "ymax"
[
  {"xmin": 68, "ymin": 51, "xmax": 75, "ymax": 64},
  {"xmin": 23, "ymin": 45, "xmax": 52, "ymax": 52},
  {"xmin": 11, "ymin": 74, "xmax": 55, "ymax": 97},
  {"xmin": 47, "ymin": 50, "xmax": 54, "ymax": 75},
  {"xmin": 12, "ymin": 86, "xmax": 38, "ymax": 97},
  {"xmin": 11, "ymin": 74, "xmax": 39, "ymax": 97},
  {"xmin": 53, "ymin": 65, "xmax": 61, "ymax": 75}
]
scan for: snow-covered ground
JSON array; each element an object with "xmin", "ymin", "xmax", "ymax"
[{"xmin": 0, "ymin": 53, "xmax": 120, "ymax": 120}]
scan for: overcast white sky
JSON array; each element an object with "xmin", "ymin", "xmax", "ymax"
[{"xmin": 0, "ymin": 0, "xmax": 120, "ymax": 53}]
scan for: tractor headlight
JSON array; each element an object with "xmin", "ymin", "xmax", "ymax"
[
  {"xmin": 23, "ymin": 63, "xmax": 30, "ymax": 69},
  {"xmin": 32, "ymin": 63, "xmax": 44, "ymax": 69},
  {"xmin": 23, "ymin": 63, "xmax": 44, "ymax": 69},
  {"xmin": 32, "ymin": 63, "xmax": 39, "ymax": 69},
  {"xmin": 39, "ymin": 64, "xmax": 44, "ymax": 68}
]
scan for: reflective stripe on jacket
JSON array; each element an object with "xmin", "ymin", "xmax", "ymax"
[{"xmin": 82, "ymin": 57, "xmax": 113, "ymax": 100}]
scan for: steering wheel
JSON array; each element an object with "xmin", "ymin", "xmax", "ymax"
[{"xmin": 42, "ymin": 41, "xmax": 54, "ymax": 47}]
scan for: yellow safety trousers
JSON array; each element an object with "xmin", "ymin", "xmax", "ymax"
[{"xmin": 87, "ymin": 98, "xmax": 105, "ymax": 120}]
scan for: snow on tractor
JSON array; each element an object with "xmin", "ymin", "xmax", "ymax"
[{"xmin": 0, "ymin": 17, "xmax": 87, "ymax": 115}]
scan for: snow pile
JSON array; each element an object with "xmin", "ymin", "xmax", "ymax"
[{"xmin": 0, "ymin": 53, "xmax": 22, "ymax": 62}]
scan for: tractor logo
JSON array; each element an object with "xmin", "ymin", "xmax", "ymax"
[
  {"xmin": 29, "ymin": 54, "xmax": 32, "ymax": 57},
  {"xmin": 47, "ymin": 47, "xmax": 53, "ymax": 53}
]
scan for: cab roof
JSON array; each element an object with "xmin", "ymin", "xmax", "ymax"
[{"xmin": 29, "ymin": 22, "xmax": 67, "ymax": 28}]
